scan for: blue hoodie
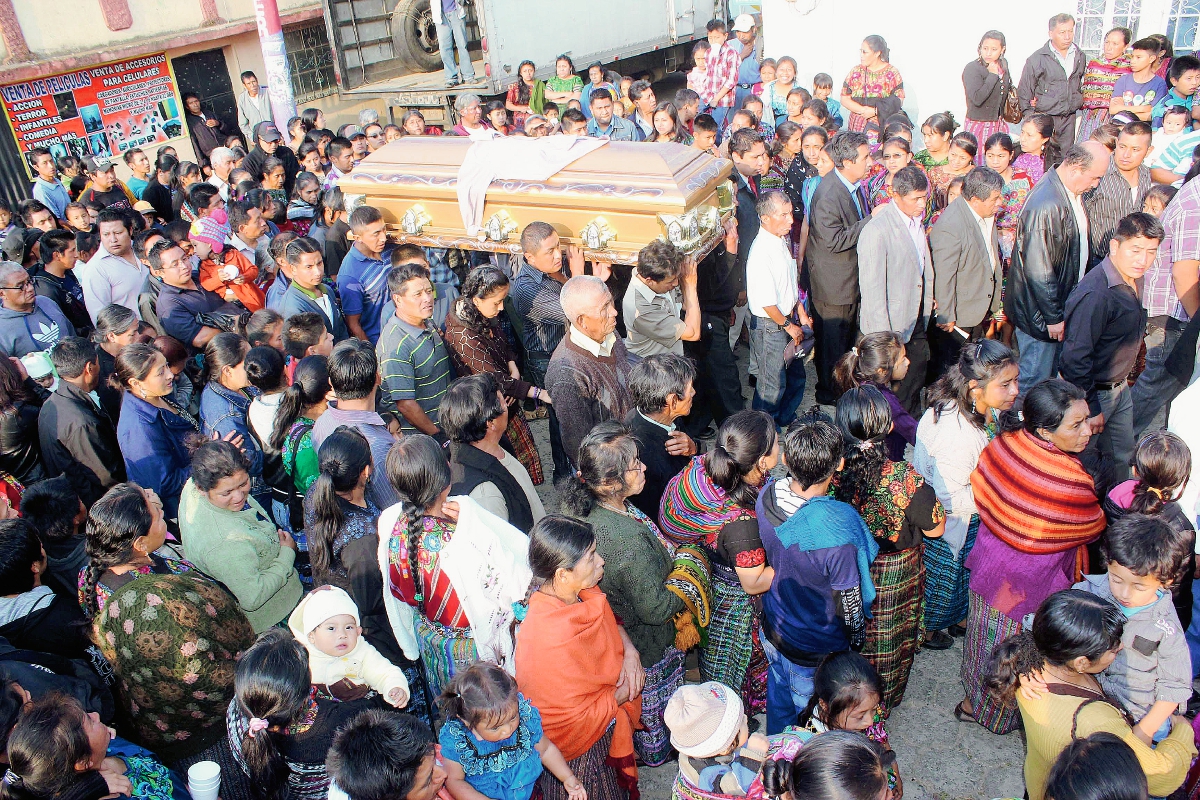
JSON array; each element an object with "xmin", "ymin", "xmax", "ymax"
[{"xmin": 0, "ymin": 295, "xmax": 73, "ymax": 357}]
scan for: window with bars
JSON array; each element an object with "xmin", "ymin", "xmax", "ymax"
[
  {"xmin": 285, "ymin": 23, "xmax": 337, "ymax": 104},
  {"xmin": 1077, "ymin": 0, "xmax": 1142, "ymax": 54},
  {"xmin": 1168, "ymin": 0, "xmax": 1200, "ymax": 53}
]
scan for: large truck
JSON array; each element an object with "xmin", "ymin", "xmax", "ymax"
[{"xmin": 320, "ymin": 0, "xmax": 721, "ymax": 124}]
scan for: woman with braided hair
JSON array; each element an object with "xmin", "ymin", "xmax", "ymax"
[
  {"xmin": 83, "ymin": 483, "xmax": 257, "ymax": 773},
  {"xmin": 378, "ymin": 434, "xmax": 473, "ymax": 699},
  {"xmin": 830, "ymin": 386, "xmax": 945, "ymax": 712},
  {"xmin": 658, "ymin": 409, "xmax": 779, "ymax": 714},
  {"xmin": 78, "ymin": 482, "xmax": 197, "ymax": 621}
]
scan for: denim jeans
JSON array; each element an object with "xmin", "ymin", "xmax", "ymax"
[
  {"xmin": 1016, "ymin": 328, "xmax": 1061, "ymax": 396},
  {"xmin": 1096, "ymin": 382, "xmax": 1134, "ymax": 482},
  {"xmin": 762, "ymin": 637, "xmax": 818, "ymax": 734},
  {"xmin": 1131, "ymin": 317, "xmax": 1187, "ymax": 436},
  {"xmin": 436, "ymin": 11, "xmax": 474, "ymax": 82},
  {"xmin": 751, "ymin": 317, "xmax": 806, "ymax": 427}
]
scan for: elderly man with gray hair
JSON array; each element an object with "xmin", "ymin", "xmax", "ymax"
[
  {"xmin": 206, "ymin": 146, "xmax": 236, "ymax": 202},
  {"xmin": 747, "ymin": 189, "xmax": 810, "ymax": 426},
  {"xmin": 624, "ymin": 353, "xmax": 700, "ymax": 522},
  {"xmin": 0, "ymin": 261, "xmax": 73, "ymax": 357},
  {"xmin": 544, "ymin": 274, "xmax": 633, "ymax": 468}
]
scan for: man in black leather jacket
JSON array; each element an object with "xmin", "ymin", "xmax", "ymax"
[{"xmin": 1008, "ymin": 141, "xmax": 1110, "ymax": 394}]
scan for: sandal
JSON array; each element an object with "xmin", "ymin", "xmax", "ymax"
[{"xmin": 954, "ymin": 701, "xmax": 976, "ymax": 723}]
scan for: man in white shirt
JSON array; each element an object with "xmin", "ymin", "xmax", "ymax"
[
  {"xmin": 81, "ymin": 208, "xmax": 149, "ymax": 323},
  {"xmin": 207, "ymin": 147, "xmax": 236, "ymax": 202},
  {"xmin": 747, "ymin": 190, "xmax": 811, "ymax": 425}
]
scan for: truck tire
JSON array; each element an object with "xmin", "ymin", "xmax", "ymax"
[{"xmin": 391, "ymin": 0, "xmax": 443, "ymax": 74}]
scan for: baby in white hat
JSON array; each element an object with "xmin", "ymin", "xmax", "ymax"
[
  {"xmin": 664, "ymin": 682, "xmax": 770, "ymax": 797},
  {"xmin": 287, "ymin": 585, "xmax": 409, "ymax": 706}
]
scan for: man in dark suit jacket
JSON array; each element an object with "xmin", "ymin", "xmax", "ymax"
[
  {"xmin": 806, "ymin": 131, "xmax": 874, "ymax": 404},
  {"xmin": 929, "ymin": 167, "xmax": 1006, "ymax": 378},
  {"xmin": 38, "ymin": 337, "xmax": 126, "ymax": 506},
  {"xmin": 624, "ymin": 354, "xmax": 701, "ymax": 524}
]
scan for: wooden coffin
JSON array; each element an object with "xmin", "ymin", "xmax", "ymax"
[{"xmin": 337, "ymin": 137, "xmax": 735, "ymax": 266}]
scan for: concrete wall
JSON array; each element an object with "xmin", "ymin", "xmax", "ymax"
[
  {"xmin": 4, "ymin": 0, "xmax": 317, "ymax": 61},
  {"xmin": 759, "ymin": 0, "xmax": 1158, "ymax": 129}
]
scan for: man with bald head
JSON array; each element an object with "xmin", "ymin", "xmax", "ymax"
[
  {"xmin": 1008, "ymin": 139, "xmax": 1111, "ymax": 392},
  {"xmin": 0, "ymin": 261, "xmax": 73, "ymax": 357},
  {"xmin": 544, "ymin": 275, "xmax": 633, "ymax": 467}
]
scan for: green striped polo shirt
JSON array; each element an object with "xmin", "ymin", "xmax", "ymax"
[{"xmin": 377, "ymin": 314, "xmax": 452, "ymax": 432}]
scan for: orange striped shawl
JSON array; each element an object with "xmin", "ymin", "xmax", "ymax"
[{"xmin": 970, "ymin": 430, "xmax": 1105, "ymax": 558}]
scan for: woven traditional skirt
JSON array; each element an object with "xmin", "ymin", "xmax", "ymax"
[
  {"xmin": 414, "ymin": 615, "xmax": 478, "ymax": 699},
  {"xmin": 964, "ymin": 118, "xmax": 1007, "ymax": 164},
  {"xmin": 635, "ymin": 646, "xmax": 686, "ymax": 767},
  {"xmin": 700, "ymin": 563, "xmax": 766, "ymax": 713},
  {"xmin": 505, "ymin": 411, "xmax": 544, "ymax": 485},
  {"xmin": 672, "ymin": 774, "xmax": 740, "ymax": 800},
  {"xmin": 1077, "ymin": 107, "xmax": 1109, "ymax": 143},
  {"xmin": 538, "ymin": 723, "xmax": 627, "ymax": 800},
  {"xmin": 961, "ymin": 591, "xmax": 1022, "ymax": 734},
  {"xmin": 923, "ymin": 516, "xmax": 979, "ymax": 632},
  {"xmin": 863, "ymin": 546, "xmax": 925, "ymax": 713}
]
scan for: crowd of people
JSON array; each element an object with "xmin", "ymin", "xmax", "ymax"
[{"xmin": 4, "ymin": 8, "xmax": 1200, "ymax": 800}]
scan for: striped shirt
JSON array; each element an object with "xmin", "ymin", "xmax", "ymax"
[
  {"xmin": 1082, "ymin": 159, "xmax": 1151, "ymax": 267},
  {"xmin": 377, "ymin": 314, "xmax": 452, "ymax": 432},
  {"xmin": 510, "ymin": 262, "xmax": 568, "ymax": 357},
  {"xmin": 1152, "ymin": 128, "xmax": 1200, "ymax": 177},
  {"xmin": 1143, "ymin": 176, "xmax": 1200, "ymax": 321}
]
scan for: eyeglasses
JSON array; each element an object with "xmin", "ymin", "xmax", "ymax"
[{"xmin": 0, "ymin": 280, "xmax": 32, "ymax": 291}]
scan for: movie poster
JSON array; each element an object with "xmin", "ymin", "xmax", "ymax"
[{"xmin": 0, "ymin": 52, "xmax": 184, "ymax": 177}]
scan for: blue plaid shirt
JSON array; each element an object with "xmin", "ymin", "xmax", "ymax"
[
  {"xmin": 425, "ymin": 247, "xmax": 459, "ymax": 287},
  {"xmin": 510, "ymin": 262, "xmax": 568, "ymax": 357}
]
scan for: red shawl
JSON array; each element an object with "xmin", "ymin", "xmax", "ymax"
[
  {"xmin": 515, "ymin": 586, "xmax": 641, "ymax": 799},
  {"xmin": 971, "ymin": 430, "xmax": 1104, "ymax": 573}
]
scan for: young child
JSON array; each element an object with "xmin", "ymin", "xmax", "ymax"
[
  {"xmin": 64, "ymin": 202, "xmax": 93, "ymax": 234},
  {"xmin": 833, "ymin": 332, "xmax": 914, "ymax": 462},
  {"xmin": 619, "ymin": 76, "xmax": 635, "ymax": 116},
  {"xmin": 692, "ymin": 113, "xmax": 719, "ymax": 155},
  {"xmin": 1103, "ymin": 431, "xmax": 1196, "ymax": 627},
  {"xmin": 1150, "ymin": 105, "xmax": 1191, "ymax": 166},
  {"xmin": 1142, "ymin": 183, "xmax": 1178, "ymax": 216},
  {"xmin": 193, "ymin": 215, "xmax": 264, "ymax": 311},
  {"xmin": 812, "ymin": 73, "xmax": 843, "ymax": 128},
  {"xmin": 1074, "ymin": 514, "xmax": 1193, "ymax": 744},
  {"xmin": 287, "ymin": 585, "xmax": 410, "ymax": 706},
  {"xmin": 752, "ymin": 58, "xmax": 776, "ymax": 97},
  {"xmin": 1152, "ymin": 54, "xmax": 1200, "ymax": 129},
  {"xmin": 687, "ymin": 41, "xmax": 711, "ymax": 100},
  {"xmin": 664, "ymin": 681, "xmax": 776, "ymax": 797},
  {"xmin": 437, "ymin": 662, "xmax": 584, "ymax": 800},
  {"xmin": 1113, "ymin": 37, "xmax": 1170, "ymax": 123},
  {"xmin": 797, "ymin": 652, "xmax": 902, "ymax": 794}
]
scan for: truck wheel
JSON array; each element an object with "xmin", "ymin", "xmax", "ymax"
[{"xmin": 391, "ymin": 0, "xmax": 443, "ymax": 74}]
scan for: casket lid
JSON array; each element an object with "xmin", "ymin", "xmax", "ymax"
[{"xmin": 340, "ymin": 137, "xmax": 731, "ymax": 214}]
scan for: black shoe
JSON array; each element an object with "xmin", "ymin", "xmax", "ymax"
[
  {"xmin": 948, "ymin": 624, "xmax": 967, "ymax": 637},
  {"xmin": 445, "ymin": 77, "xmax": 461, "ymax": 88},
  {"xmin": 922, "ymin": 630, "xmax": 954, "ymax": 650}
]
